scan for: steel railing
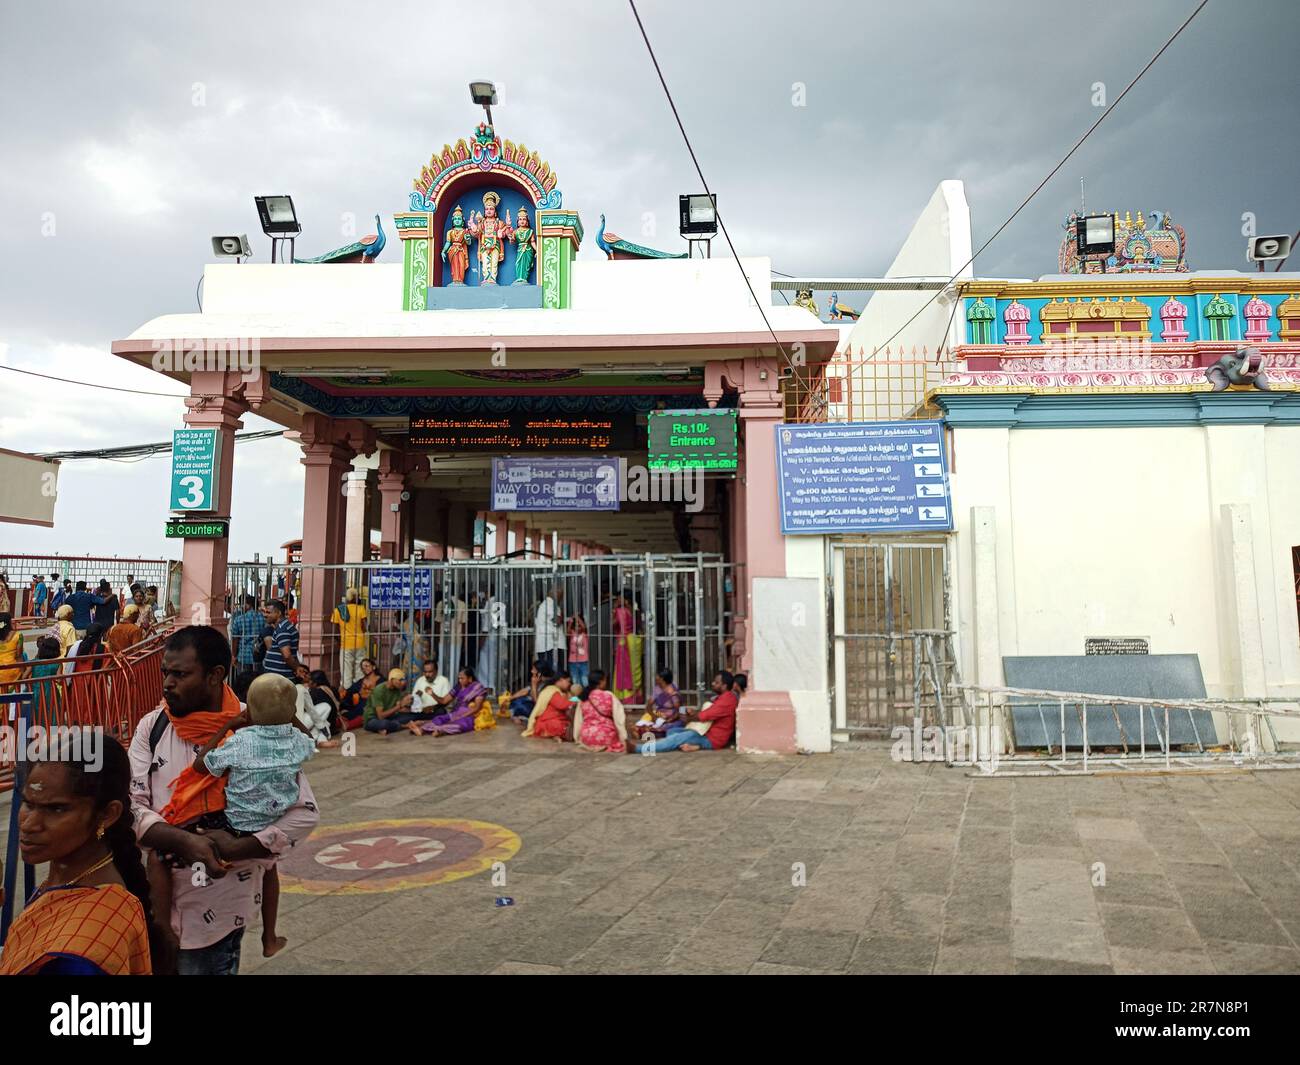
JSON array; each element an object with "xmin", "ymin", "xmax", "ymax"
[{"xmin": 941, "ymin": 683, "xmax": 1300, "ymax": 776}]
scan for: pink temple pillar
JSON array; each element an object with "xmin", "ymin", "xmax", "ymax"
[
  {"xmin": 712, "ymin": 355, "xmax": 796, "ymax": 753},
  {"xmin": 378, "ymin": 451, "xmax": 424, "ymax": 561},
  {"xmin": 180, "ymin": 371, "xmax": 253, "ymax": 635},
  {"xmin": 298, "ymin": 415, "xmax": 376, "ymax": 670}
]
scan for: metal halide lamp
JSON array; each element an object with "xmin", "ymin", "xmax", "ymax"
[
  {"xmin": 254, "ymin": 195, "xmax": 301, "ymax": 263},
  {"xmin": 679, "ymin": 194, "xmax": 717, "ymax": 258},
  {"xmin": 1076, "ymin": 213, "xmax": 1116, "ymax": 261},
  {"xmin": 210, "ymin": 234, "xmax": 252, "ymax": 261},
  {"xmin": 469, "ymin": 81, "xmax": 498, "ymax": 125}
]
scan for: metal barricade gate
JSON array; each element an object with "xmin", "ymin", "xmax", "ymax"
[
  {"xmin": 228, "ymin": 554, "xmax": 733, "ymax": 710},
  {"xmin": 830, "ymin": 538, "xmax": 952, "ymax": 736}
]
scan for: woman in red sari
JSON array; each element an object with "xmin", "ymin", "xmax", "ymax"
[
  {"xmin": 526, "ymin": 674, "xmax": 574, "ymax": 740},
  {"xmin": 1, "ymin": 735, "xmax": 162, "ymax": 975}
]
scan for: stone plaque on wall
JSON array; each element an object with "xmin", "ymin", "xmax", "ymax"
[
  {"xmin": 1085, "ymin": 637, "xmax": 1150, "ymax": 656},
  {"xmin": 752, "ymin": 577, "xmax": 825, "ymax": 692}
]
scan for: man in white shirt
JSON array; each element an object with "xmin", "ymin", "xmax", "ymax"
[
  {"xmin": 435, "ymin": 592, "xmax": 467, "ymax": 680},
  {"xmin": 533, "ymin": 583, "xmax": 564, "ymax": 673},
  {"xmin": 411, "ymin": 658, "xmax": 452, "ymax": 711}
]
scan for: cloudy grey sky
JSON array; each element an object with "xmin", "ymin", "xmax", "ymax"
[{"xmin": 1, "ymin": 0, "xmax": 1296, "ymax": 562}]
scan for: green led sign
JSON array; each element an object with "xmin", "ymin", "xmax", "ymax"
[
  {"xmin": 165, "ymin": 519, "xmax": 229, "ymax": 539},
  {"xmin": 647, "ymin": 409, "xmax": 738, "ymax": 470}
]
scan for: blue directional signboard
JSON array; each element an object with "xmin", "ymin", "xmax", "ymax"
[
  {"xmin": 368, "ymin": 568, "xmax": 434, "ymax": 610},
  {"xmin": 491, "ymin": 458, "xmax": 620, "ymax": 512},
  {"xmin": 775, "ymin": 420, "xmax": 953, "ymax": 534}
]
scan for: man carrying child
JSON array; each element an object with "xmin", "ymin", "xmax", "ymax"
[{"xmin": 128, "ymin": 625, "xmax": 320, "ymax": 975}]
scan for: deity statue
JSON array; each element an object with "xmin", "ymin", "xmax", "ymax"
[
  {"xmin": 440, "ymin": 204, "xmax": 471, "ymax": 285},
  {"xmin": 510, "ymin": 206, "xmax": 537, "ymax": 284},
  {"xmin": 466, "ymin": 191, "xmax": 512, "ymax": 286}
]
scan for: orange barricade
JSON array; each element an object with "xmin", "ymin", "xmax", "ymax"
[{"xmin": 0, "ymin": 621, "xmax": 175, "ymax": 792}]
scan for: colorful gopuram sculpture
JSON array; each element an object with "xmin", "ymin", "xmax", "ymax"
[
  {"xmin": 467, "ymin": 192, "xmax": 512, "ymax": 286},
  {"xmin": 1059, "ymin": 210, "xmax": 1188, "ymax": 274}
]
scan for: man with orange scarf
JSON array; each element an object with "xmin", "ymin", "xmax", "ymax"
[{"xmin": 128, "ymin": 626, "xmax": 319, "ymax": 976}]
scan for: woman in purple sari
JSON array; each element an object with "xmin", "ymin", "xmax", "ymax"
[{"xmin": 419, "ymin": 667, "xmax": 487, "ymax": 736}]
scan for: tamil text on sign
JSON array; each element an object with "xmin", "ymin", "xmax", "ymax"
[{"xmin": 775, "ymin": 420, "xmax": 953, "ymax": 534}]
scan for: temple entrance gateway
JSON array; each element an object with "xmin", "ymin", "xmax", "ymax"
[
  {"xmin": 235, "ymin": 554, "xmax": 735, "ymax": 711},
  {"xmin": 830, "ymin": 539, "xmax": 953, "ymax": 736}
]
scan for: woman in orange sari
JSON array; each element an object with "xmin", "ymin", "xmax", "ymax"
[
  {"xmin": 0, "ymin": 735, "xmax": 161, "ymax": 975},
  {"xmin": 523, "ymin": 674, "xmax": 573, "ymax": 740}
]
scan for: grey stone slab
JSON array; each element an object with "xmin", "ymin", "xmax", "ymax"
[
  {"xmin": 1012, "ymin": 916, "xmax": 1110, "ymax": 966},
  {"xmin": 758, "ymin": 929, "xmax": 858, "ymax": 971},
  {"xmin": 1108, "ymin": 947, "xmax": 1216, "ymax": 975},
  {"xmin": 1203, "ymin": 938, "xmax": 1300, "ymax": 974},
  {"xmin": 445, "ymin": 758, "xmax": 565, "ymax": 801},
  {"xmin": 847, "ymin": 933, "xmax": 939, "ymax": 974},
  {"xmin": 1003, "ymin": 653, "xmax": 1213, "ymax": 748}
]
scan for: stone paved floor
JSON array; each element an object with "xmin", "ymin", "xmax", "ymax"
[{"xmin": 7, "ymin": 728, "xmax": 1300, "ymax": 974}]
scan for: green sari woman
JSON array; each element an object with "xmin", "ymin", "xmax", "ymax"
[{"xmin": 511, "ymin": 206, "xmax": 537, "ymax": 285}]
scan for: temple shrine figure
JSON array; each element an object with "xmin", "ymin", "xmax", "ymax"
[
  {"xmin": 467, "ymin": 191, "xmax": 513, "ymax": 286},
  {"xmin": 509, "ymin": 206, "xmax": 537, "ymax": 284},
  {"xmin": 441, "ymin": 204, "xmax": 472, "ymax": 285}
]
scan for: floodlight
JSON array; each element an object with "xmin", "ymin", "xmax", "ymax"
[
  {"xmin": 254, "ymin": 195, "xmax": 301, "ymax": 236},
  {"xmin": 1076, "ymin": 213, "xmax": 1115, "ymax": 257},
  {"xmin": 679, "ymin": 194, "xmax": 718, "ymax": 237},
  {"xmin": 470, "ymin": 81, "xmax": 498, "ymax": 124}
]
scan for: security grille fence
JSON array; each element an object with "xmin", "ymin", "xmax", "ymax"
[
  {"xmin": 0, "ymin": 555, "xmax": 178, "ymax": 618},
  {"xmin": 226, "ymin": 554, "xmax": 735, "ymax": 710},
  {"xmin": 830, "ymin": 539, "xmax": 952, "ymax": 734}
]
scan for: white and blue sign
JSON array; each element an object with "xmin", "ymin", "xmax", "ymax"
[
  {"xmin": 368, "ymin": 568, "xmax": 434, "ymax": 610},
  {"xmin": 775, "ymin": 420, "xmax": 953, "ymax": 534},
  {"xmin": 491, "ymin": 458, "xmax": 620, "ymax": 512}
]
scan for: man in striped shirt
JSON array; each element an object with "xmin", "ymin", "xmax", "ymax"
[{"xmin": 261, "ymin": 599, "xmax": 300, "ymax": 678}]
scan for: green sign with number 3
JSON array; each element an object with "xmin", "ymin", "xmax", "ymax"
[{"xmin": 170, "ymin": 428, "xmax": 220, "ymax": 512}]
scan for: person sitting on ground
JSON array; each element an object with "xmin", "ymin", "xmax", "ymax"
[
  {"xmin": 638, "ymin": 668, "xmax": 682, "ymax": 732},
  {"xmin": 419, "ymin": 667, "xmax": 488, "ymax": 736},
  {"xmin": 291, "ymin": 664, "xmax": 341, "ymax": 748},
  {"xmin": 523, "ymin": 673, "xmax": 574, "ymax": 741},
  {"xmin": 363, "ymin": 668, "xmax": 419, "ymax": 736},
  {"xmin": 633, "ymin": 671, "xmax": 738, "ymax": 754},
  {"xmin": 157, "ymin": 672, "xmax": 316, "ymax": 962},
  {"xmin": 733, "ymin": 673, "xmax": 748, "ymax": 698},
  {"xmin": 340, "ymin": 657, "xmax": 377, "ymax": 729},
  {"xmin": 106, "ymin": 604, "xmax": 144, "ymax": 654},
  {"xmin": 508, "ymin": 664, "xmax": 553, "ymax": 725},
  {"xmin": 412, "ymin": 658, "xmax": 452, "ymax": 712},
  {"xmin": 575, "ymin": 670, "xmax": 628, "ymax": 753}
]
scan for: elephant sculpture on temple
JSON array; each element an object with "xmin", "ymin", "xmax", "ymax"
[{"xmin": 1205, "ymin": 346, "xmax": 1270, "ymax": 392}]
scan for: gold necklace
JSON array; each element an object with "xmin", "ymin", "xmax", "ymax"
[{"xmin": 44, "ymin": 851, "xmax": 114, "ymax": 891}]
